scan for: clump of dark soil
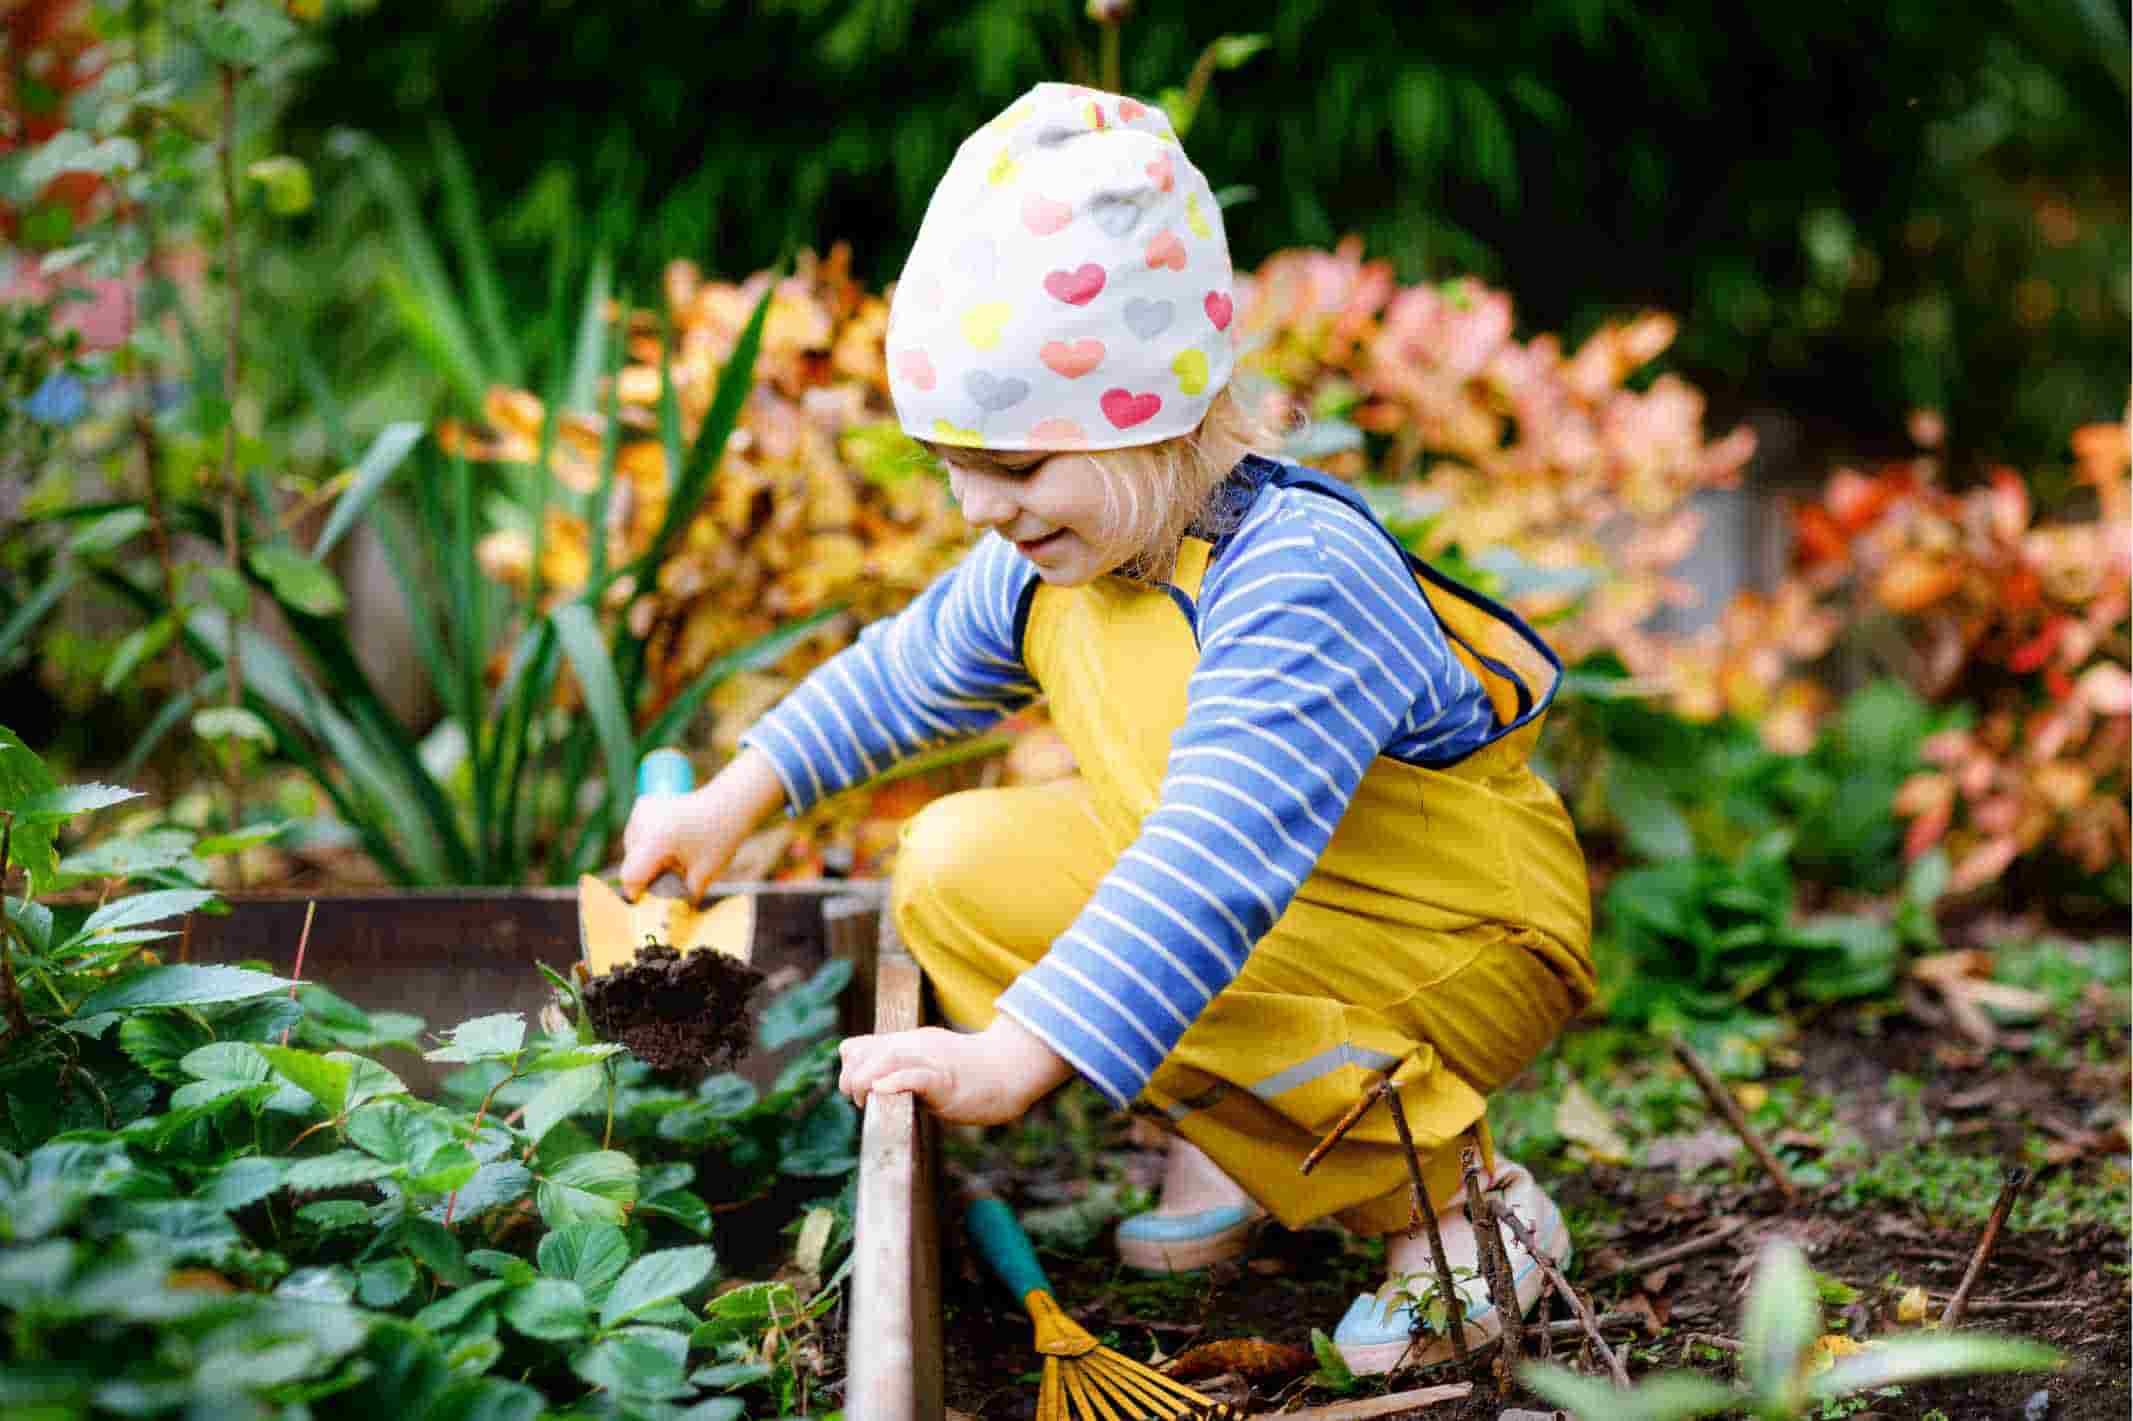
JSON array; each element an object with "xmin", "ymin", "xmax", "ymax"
[{"xmin": 581, "ymin": 943, "xmax": 764, "ymax": 1078}]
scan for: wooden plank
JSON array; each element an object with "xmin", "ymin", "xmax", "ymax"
[
  {"xmin": 825, "ymin": 891, "xmax": 882, "ymax": 1040},
  {"xmin": 847, "ymin": 900, "xmax": 942, "ymax": 1421}
]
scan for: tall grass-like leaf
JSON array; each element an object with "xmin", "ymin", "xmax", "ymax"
[
  {"xmin": 350, "ymin": 132, "xmax": 492, "ymax": 411},
  {"xmin": 429, "ymin": 119, "xmax": 523, "ymax": 389},
  {"xmin": 1809, "ymin": 1334, "xmax": 2062, "ymax": 1396},
  {"xmin": 0, "ymin": 563, "xmax": 77, "ymax": 663},
  {"xmin": 566, "ymin": 254, "xmax": 613, "ymax": 416},
  {"xmin": 638, "ymin": 606, "xmax": 842, "ymax": 751},
  {"xmin": 314, "ymin": 422, "xmax": 425, "ymax": 559},
  {"xmin": 1740, "ymin": 1239, "xmax": 1819, "ymax": 1408},
  {"xmin": 551, "ymin": 604, "xmax": 634, "ymax": 869}
]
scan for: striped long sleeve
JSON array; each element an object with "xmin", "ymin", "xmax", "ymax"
[
  {"xmin": 738, "ymin": 533, "xmax": 1040, "ymax": 813},
  {"xmin": 993, "ymin": 487, "xmax": 1497, "ymax": 1107}
]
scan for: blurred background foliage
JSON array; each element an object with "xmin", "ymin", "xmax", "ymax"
[{"xmin": 267, "ymin": 0, "xmax": 2132, "ymax": 465}]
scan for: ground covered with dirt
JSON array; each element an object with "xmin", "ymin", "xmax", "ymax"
[{"xmin": 935, "ymin": 962, "xmax": 2130, "ymax": 1421}]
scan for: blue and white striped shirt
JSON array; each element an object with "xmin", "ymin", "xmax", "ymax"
[{"xmin": 739, "ymin": 469, "xmax": 1498, "ymax": 1107}]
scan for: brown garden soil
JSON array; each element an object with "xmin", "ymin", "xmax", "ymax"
[
  {"xmin": 581, "ymin": 942, "xmax": 764, "ymax": 1079},
  {"xmin": 920, "ymin": 1003, "xmax": 2130, "ymax": 1421}
]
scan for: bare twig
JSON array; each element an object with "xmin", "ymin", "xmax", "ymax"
[
  {"xmin": 277, "ymin": 900, "xmax": 316, "ymax": 1046},
  {"xmin": 1595, "ymin": 1217, "xmax": 1747, "ymax": 1284},
  {"xmin": 1269, "ymin": 1382, "xmax": 1473, "ymax": 1421},
  {"xmin": 1678, "ymin": 1332, "xmax": 1742, "ymax": 1356},
  {"xmin": 1459, "ymin": 1139, "xmax": 1523, "ymax": 1389},
  {"xmin": 1925, "ymin": 1297, "xmax": 2078, "ymax": 1315},
  {"xmin": 1670, "ymin": 1037, "xmax": 1797, "ymax": 1202},
  {"xmin": 1495, "ymin": 1198, "xmax": 1632, "ymax": 1391},
  {"xmin": 1301, "ymin": 1071, "xmax": 1393, "ymax": 1175},
  {"xmin": 1386, "ymin": 1081, "xmax": 1471, "ymax": 1366},
  {"xmin": 1941, "ymin": 1167, "xmax": 2029, "ymax": 1329}
]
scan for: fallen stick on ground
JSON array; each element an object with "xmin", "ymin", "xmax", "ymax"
[
  {"xmin": 1493, "ymin": 1200, "xmax": 1632, "ymax": 1392},
  {"xmin": 1927, "ymin": 1298, "xmax": 2081, "ymax": 1315},
  {"xmin": 1300, "ymin": 1073, "xmax": 1393, "ymax": 1174},
  {"xmin": 1596, "ymin": 1217, "xmax": 1747, "ymax": 1284},
  {"xmin": 1270, "ymin": 1381, "xmax": 1473, "ymax": 1420},
  {"xmin": 1669, "ymin": 1036, "xmax": 1797, "ymax": 1202},
  {"xmin": 1942, "ymin": 1166, "xmax": 2029, "ymax": 1328}
]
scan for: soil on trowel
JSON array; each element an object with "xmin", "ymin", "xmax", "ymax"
[{"xmin": 580, "ymin": 943, "xmax": 764, "ymax": 1079}]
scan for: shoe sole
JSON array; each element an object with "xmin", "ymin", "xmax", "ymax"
[
  {"xmin": 1114, "ymin": 1213, "xmax": 1264, "ymax": 1273},
  {"xmin": 1334, "ymin": 1205, "xmax": 1571, "ymax": 1375}
]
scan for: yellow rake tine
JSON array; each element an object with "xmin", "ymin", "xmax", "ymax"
[
  {"xmin": 1089, "ymin": 1348, "xmax": 1222, "ymax": 1411},
  {"xmin": 1081, "ymin": 1352, "xmax": 1198, "ymax": 1418},
  {"xmin": 1064, "ymin": 1361, "xmax": 1126, "ymax": 1421},
  {"xmin": 1039, "ymin": 1359, "xmax": 1069, "ymax": 1421}
]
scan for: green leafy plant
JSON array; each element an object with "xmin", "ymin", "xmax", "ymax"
[
  {"xmin": 1596, "ymin": 831, "xmax": 1932, "ymax": 1028},
  {"xmin": 1522, "ymin": 1238, "xmax": 2060, "ymax": 1419},
  {"xmin": 0, "ymin": 735, "xmax": 862, "ymax": 1415}
]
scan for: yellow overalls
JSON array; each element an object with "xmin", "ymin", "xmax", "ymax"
[{"xmin": 893, "ymin": 469, "xmax": 1594, "ymax": 1233}]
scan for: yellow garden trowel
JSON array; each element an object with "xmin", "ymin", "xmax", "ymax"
[{"xmin": 577, "ymin": 749, "xmax": 754, "ymax": 977}]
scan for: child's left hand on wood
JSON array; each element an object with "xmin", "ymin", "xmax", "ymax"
[{"xmin": 837, "ymin": 1016, "xmax": 1071, "ymax": 1125}]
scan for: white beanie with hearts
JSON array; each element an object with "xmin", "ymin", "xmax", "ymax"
[{"xmin": 885, "ymin": 82, "xmax": 1237, "ymax": 453}]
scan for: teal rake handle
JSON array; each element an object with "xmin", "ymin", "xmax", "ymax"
[
  {"xmin": 635, "ymin": 749, "xmax": 695, "ymax": 898},
  {"xmin": 966, "ymin": 1196, "xmax": 1053, "ymax": 1302}
]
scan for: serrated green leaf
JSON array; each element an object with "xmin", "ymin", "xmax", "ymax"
[
  {"xmin": 256, "ymin": 1045, "xmax": 354, "ymax": 1116},
  {"xmin": 570, "ymin": 1326, "xmax": 690, "ymax": 1400},
  {"xmin": 117, "ymin": 1012, "xmax": 214, "ymax": 1081},
  {"xmin": 695, "ymin": 1073, "xmax": 758, "ymax": 1119},
  {"xmin": 501, "ymin": 1276, "xmax": 591, "ymax": 1340},
  {"xmin": 537, "ymin": 1221, "xmax": 631, "ymax": 1300},
  {"xmin": 192, "ymin": 0, "xmax": 300, "ymax": 66},
  {"xmin": 406, "ymin": 1143, "xmax": 479, "ymax": 1194},
  {"xmin": 346, "ymin": 1100, "xmax": 454, "ymax": 1165},
  {"xmin": 421, "ymin": 1161, "xmax": 531, "ymax": 1224},
  {"xmin": 536, "ymin": 1150, "xmax": 637, "ymax": 1229},
  {"xmin": 358, "ymin": 1255, "xmax": 419, "ymax": 1307},
  {"xmin": 390, "ymin": 1215, "xmax": 474, "ymax": 1286},
  {"xmin": 637, "ymin": 1189, "xmax": 713, "ymax": 1238},
  {"xmin": 690, "ymin": 1280, "xmax": 798, "ymax": 1343},
  {"xmin": 283, "ymin": 1151, "xmax": 397, "ymax": 1192},
  {"xmin": 424, "ymin": 1013, "xmax": 527, "ymax": 1063},
  {"xmin": 413, "ymin": 1278, "xmax": 510, "ymax": 1333},
  {"xmin": 69, "ymin": 888, "xmax": 216, "ymax": 946},
  {"xmin": 58, "ymin": 826, "xmax": 201, "ymax": 883},
  {"xmin": 777, "ymin": 1091, "xmax": 858, "ymax": 1177},
  {"xmin": 520, "ymin": 1064, "xmax": 606, "ymax": 1146},
  {"xmin": 200, "ymin": 1156, "xmax": 285, "ymax": 1211},
  {"xmin": 599, "ymin": 1244, "xmax": 715, "ymax": 1328},
  {"xmin": 296, "ymin": 1199, "xmax": 370, "ymax": 1232},
  {"xmin": 77, "ymin": 964, "xmax": 288, "ymax": 1015},
  {"xmin": 13, "ymin": 783, "xmax": 144, "ymax": 825}
]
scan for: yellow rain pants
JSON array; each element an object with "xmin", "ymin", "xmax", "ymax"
[{"xmin": 893, "ymin": 526, "xmax": 1594, "ymax": 1234}]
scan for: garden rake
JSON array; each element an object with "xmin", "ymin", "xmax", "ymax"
[{"xmin": 965, "ymin": 1196, "xmax": 1240, "ymax": 1421}]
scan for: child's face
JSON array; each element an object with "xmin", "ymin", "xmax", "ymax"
[{"xmin": 939, "ymin": 448, "xmax": 1141, "ymax": 587}]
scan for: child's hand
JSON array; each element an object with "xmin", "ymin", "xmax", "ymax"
[
  {"xmin": 618, "ymin": 747, "xmax": 786, "ymax": 899},
  {"xmin": 838, "ymin": 1017, "xmax": 1072, "ymax": 1126}
]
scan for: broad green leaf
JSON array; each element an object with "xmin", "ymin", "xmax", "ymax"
[
  {"xmin": 599, "ymin": 1244, "xmax": 715, "ymax": 1328},
  {"xmin": 1520, "ymin": 1364, "xmax": 1740, "ymax": 1420},
  {"xmin": 425, "ymin": 1012, "xmax": 527, "ymax": 1063},
  {"xmin": 4, "ymin": 897, "xmax": 53, "ymax": 953},
  {"xmin": 340, "ymin": 1053, "xmax": 410, "ymax": 1112},
  {"xmin": 277, "ymin": 1265, "xmax": 357, "ymax": 1303},
  {"xmin": 692, "ymin": 1361, "xmax": 774, "ymax": 1390},
  {"xmin": 1605, "ymin": 758, "xmax": 1695, "ymax": 862},
  {"xmin": 520, "ymin": 1064, "xmax": 606, "ymax": 1146},
  {"xmin": 248, "ymin": 544, "xmax": 346, "ymax": 617},
  {"xmin": 501, "ymin": 1277, "xmax": 591, "ymax": 1341},
  {"xmin": 0, "ymin": 726, "xmax": 60, "ymax": 889},
  {"xmin": 778, "ymin": 1092, "xmax": 858, "ymax": 1177},
  {"xmin": 256, "ymin": 1045, "xmax": 354, "ymax": 1116},
  {"xmin": 296, "ymin": 1200, "xmax": 370, "ymax": 1232},
  {"xmin": 70, "ymin": 888, "xmax": 216, "ymax": 944},
  {"xmin": 406, "ymin": 1143, "xmax": 479, "ymax": 1194},
  {"xmin": 637, "ymin": 1188, "xmax": 713, "ymax": 1238},
  {"xmin": 570, "ymin": 1326, "xmax": 690, "ymax": 1401},
  {"xmin": 536, "ymin": 1150, "xmax": 638, "ymax": 1229},
  {"xmin": 179, "ymin": 1040, "xmax": 275, "ymax": 1084},
  {"xmin": 414, "ymin": 1278, "xmax": 511, "ymax": 1333},
  {"xmin": 1809, "ymin": 1334, "xmax": 2063, "ymax": 1397},
  {"xmin": 283, "ymin": 1151, "xmax": 397, "ymax": 1192},
  {"xmin": 468, "ymin": 1249, "xmax": 539, "ymax": 1283},
  {"xmin": 117, "ymin": 1012, "xmax": 214, "ymax": 1081},
  {"xmin": 691, "ymin": 1280, "xmax": 799, "ymax": 1343},
  {"xmin": 550, "ymin": 603, "xmax": 633, "ymax": 844},
  {"xmin": 421, "ymin": 1161, "xmax": 532, "ymax": 1224},
  {"xmin": 191, "ymin": 0, "xmax": 299, "ymax": 66},
  {"xmin": 346, "ymin": 1100, "xmax": 454, "ymax": 1165},
  {"xmin": 538, "ymin": 1222, "xmax": 631, "ymax": 1300},
  {"xmin": 194, "ymin": 820, "xmax": 289, "ymax": 857},
  {"xmin": 77, "ymin": 965, "xmax": 288, "ymax": 1015},
  {"xmin": 199, "ymin": 1156, "xmax": 285, "ymax": 1211},
  {"xmin": 1741, "ymin": 1239, "xmax": 1820, "ymax": 1405},
  {"xmin": 358, "ymin": 1255, "xmax": 419, "ymax": 1307},
  {"xmin": 391, "ymin": 1216, "xmax": 474, "ymax": 1286},
  {"xmin": 423, "ymin": 1378, "xmax": 544, "ymax": 1421},
  {"xmin": 13, "ymin": 783, "xmax": 143, "ymax": 825},
  {"xmin": 57, "ymin": 826, "xmax": 201, "ymax": 883}
]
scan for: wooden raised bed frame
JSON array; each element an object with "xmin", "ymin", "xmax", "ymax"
[{"xmin": 179, "ymin": 884, "xmax": 942, "ymax": 1421}]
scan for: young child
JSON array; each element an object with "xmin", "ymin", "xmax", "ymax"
[{"xmin": 620, "ymin": 81, "xmax": 1594, "ymax": 1374}]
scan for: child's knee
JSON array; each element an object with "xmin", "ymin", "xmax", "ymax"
[{"xmin": 889, "ymin": 791, "xmax": 996, "ymax": 939}]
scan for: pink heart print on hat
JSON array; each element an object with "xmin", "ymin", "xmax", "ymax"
[{"xmin": 885, "ymin": 81, "xmax": 1236, "ymax": 451}]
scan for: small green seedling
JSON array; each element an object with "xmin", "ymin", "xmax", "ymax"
[{"xmin": 1521, "ymin": 1239, "xmax": 2060, "ymax": 1419}]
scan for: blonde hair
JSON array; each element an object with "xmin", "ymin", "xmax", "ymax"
[{"xmin": 920, "ymin": 383, "xmax": 1284, "ymax": 582}]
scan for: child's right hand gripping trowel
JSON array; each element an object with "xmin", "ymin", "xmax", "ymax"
[{"xmin": 577, "ymin": 748, "xmax": 754, "ymax": 976}]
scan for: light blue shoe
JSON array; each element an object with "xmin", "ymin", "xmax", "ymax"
[
  {"xmin": 1114, "ymin": 1203, "xmax": 1266, "ymax": 1272},
  {"xmin": 1331, "ymin": 1165, "xmax": 1569, "ymax": 1375}
]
